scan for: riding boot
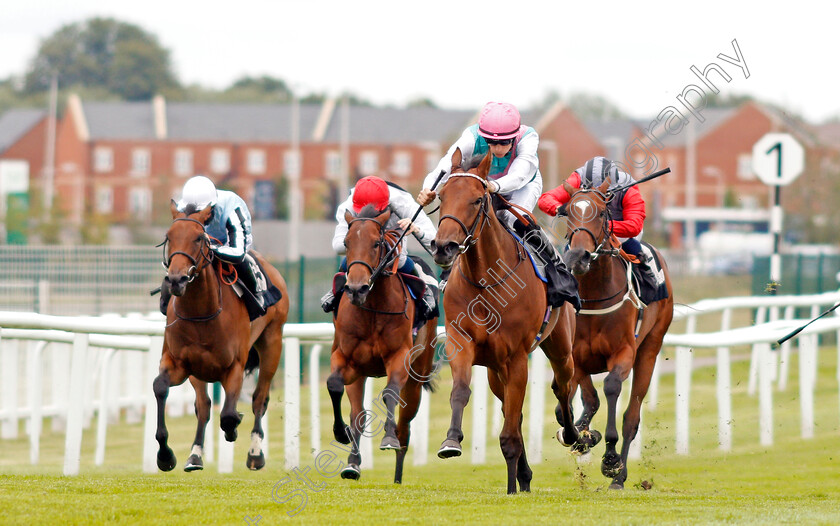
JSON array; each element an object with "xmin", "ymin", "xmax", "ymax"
[
  {"xmin": 321, "ymin": 290, "xmax": 337, "ymax": 313},
  {"xmin": 407, "ymin": 262, "xmax": 439, "ymax": 321},
  {"xmin": 234, "ymin": 259, "xmax": 266, "ymax": 319},
  {"xmin": 438, "ymin": 268, "xmax": 451, "ymax": 294},
  {"xmin": 514, "ymin": 219, "xmax": 581, "ymax": 311},
  {"xmin": 159, "ymin": 279, "xmax": 171, "ymax": 315}
]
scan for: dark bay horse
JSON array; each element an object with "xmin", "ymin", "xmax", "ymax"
[
  {"xmin": 561, "ymin": 179, "xmax": 674, "ymax": 489},
  {"xmin": 154, "ymin": 201, "xmax": 289, "ymax": 472},
  {"xmin": 327, "ymin": 206, "xmax": 438, "ymax": 483},
  {"xmin": 431, "ymin": 150, "xmax": 578, "ymax": 494}
]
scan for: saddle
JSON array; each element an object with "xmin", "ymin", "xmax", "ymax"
[
  {"xmin": 611, "ymin": 237, "xmax": 668, "ymax": 305},
  {"xmin": 227, "ymin": 253, "xmax": 283, "ymax": 321}
]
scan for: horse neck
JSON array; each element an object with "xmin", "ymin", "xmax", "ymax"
[
  {"xmin": 460, "ymin": 209, "xmax": 518, "ymax": 283},
  {"xmin": 177, "ymin": 264, "xmax": 222, "ymax": 315},
  {"xmin": 580, "ymin": 251, "xmax": 622, "ymax": 296}
]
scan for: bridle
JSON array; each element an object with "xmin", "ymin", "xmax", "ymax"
[
  {"xmin": 344, "ymin": 216, "xmax": 409, "ymax": 316},
  {"xmin": 437, "ymin": 173, "xmax": 491, "ymax": 255},
  {"xmin": 158, "ymin": 217, "xmax": 222, "ymax": 324},
  {"xmin": 346, "ymin": 216, "xmax": 401, "ymax": 288},
  {"xmin": 159, "ymin": 217, "xmax": 215, "ymax": 279},
  {"xmin": 564, "ymin": 188, "xmax": 616, "ymax": 261}
]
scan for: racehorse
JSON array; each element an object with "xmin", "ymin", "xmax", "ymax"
[
  {"xmin": 327, "ymin": 205, "xmax": 438, "ymax": 483},
  {"xmin": 561, "ymin": 178, "xmax": 674, "ymax": 489},
  {"xmin": 153, "ymin": 200, "xmax": 289, "ymax": 472},
  {"xmin": 431, "ymin": 150, "xmax": 579, "ymax": 494}
]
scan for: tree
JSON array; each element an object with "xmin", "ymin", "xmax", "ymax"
[
  {"xmin": 532, "ymin": 90, "xmax": 627, "ymax": 120},
  {"xmin": 24, "ymin": 17, "xmax": 181, "ymax": 100},
  {"xmin": 221, "ymin": 75, "xmax": 294, "ymax": 103}
]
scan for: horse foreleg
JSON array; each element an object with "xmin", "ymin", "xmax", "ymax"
[
  {"xmin": 153, "ymin": 351, "xmax": 187, "ymax": 472},
  {"xmin": 340, "ymin": 378, "xmax": 365, "ymax": 480},
  {"xmin": 488, "ymin": 370, "xmax": 530, "ymax": 491},
  {"xmin": 184, "ymin": 377, "xmax": 211, "ymax": 471},
  {"xmin": 499, "ymin": 354, "xmax": 528, "ymax": 495},
  {"xmin": 601, "ymin": 363, "xmax": 630, "ymax": 483},
  {"xmin": 570, "ymin": 373, "xmax": 602, "ymax": 454},
  {"xmin": 327, "ymin": 350, "xmax": 357, "ymax": 445},
  {"xmin": 438, "ymin": 348, "xmax": 474, "ymax": 459},
  {"xmin": 219, "ymin": 359, "xmax": 245, "ymax": 442}
]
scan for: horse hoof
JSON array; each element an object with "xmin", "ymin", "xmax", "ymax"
[
  {"xmin": 609, "ymin": 482, "xmax": 625, "ymax": 490},
  {"xmin": 220, "ymin": 413, "xmax": 241, "ymax": 442},
  {"xmin": 157, "ymin": 447, "xmax": 176, "ymax": 472},
  {"xmin": 556, "ymin": 428, "xmax": 573, "ymax": 447},
  {"xmin": 380, "ymin": 435, "xmax": 401, "ymax": 451},
  {"xmin": 589, "ymin": 429, "xmax": 602, "ymax": 446},
  {"xmin": 184, "ymin": 454, "xmax": 203, "ymax": 472},
  {"xmin": 437, "ymin": 439, "xmax": 462, "ymax": 459},
  {"xmin": 333, "ymin": 424, "xmax": 351, "ymax": 445},
  {"xmin": 340, "ymin": 464, "xmax": 361, "ymax": 480},
  {"xmin": 246, "ymin": 452, "xmax": 266, "ymax": 471},
  {"xmin": 601, "ymin": 452, "xmax": 624, "ymax": 478}
]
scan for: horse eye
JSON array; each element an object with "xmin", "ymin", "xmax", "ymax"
[
  {"xmin": 473, "ymin": 198, "xmax": 482, "ymax": 206},
  {"xmin": 373, "ymin": 241, "xmax": 381, "ymax": 249}
]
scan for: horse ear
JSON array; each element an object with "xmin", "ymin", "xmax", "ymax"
[
  {"xmin": 477, "ymin": 152, "xmax": 492, "ymax": 179},
  {"xmin": 376, "ymin": 208, "xmax": 391, "ymax": 225},
  {"xmin": 598, "ymin": 177, "xmax": 611, "ymax": 193},
  {"xmin": 450, "ymin": 147, "xmax": 463, "ymax": 171},
  {"xmin": 196, "ymin": 205, "xmax": 213, "ymax": 224},
  {"xmin": 562, "ymin": 182, "xmax": 576, "ymax": 196},
  {"xmin": 170, "ymin": 199, "xmax": 179, "ymax": 219},
  {"xmin": 344, "ymin": 209, "xmax": 354, "ymax": 224}
]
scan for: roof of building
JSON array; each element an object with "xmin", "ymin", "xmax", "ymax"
[
  {"xmin": 320, "ymin": 105, "xmax": 475, "ymax": 144},
  {"xmin": 166, "ymin": 102, "xmax": 323, "ymax": 142},
  {"xmin": 83, "ymin": 101, "xmax": 157, "ymax": 140},
  {"xmin": 0, "ymin": 108, "xmax": 46, "ymax": 154}
]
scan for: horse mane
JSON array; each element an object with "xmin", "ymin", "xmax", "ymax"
[
  {"xmin": 461, "ymin": 154, "xmax": 486, "ymax": 173},
  {"xmin": 181, "ymin": 203, "xmax": 200, "ymax": 216},
  {"xmin": 353, "ymin": 204, "xmax": 387, "ymax": 219}
]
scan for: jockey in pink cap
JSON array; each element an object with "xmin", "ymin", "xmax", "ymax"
[{"xmin": 416, "ymin": 101, "xmax": 579, "ymax": 310}]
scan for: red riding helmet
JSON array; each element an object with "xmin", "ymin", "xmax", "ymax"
[{"xmin": 352, "ymin": 176, "xmax": 390, "ymax": 213}]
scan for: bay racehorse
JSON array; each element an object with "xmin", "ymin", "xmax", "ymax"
[
  {"xmin": 431, "ymin": 150, "xmax": 579, "ymax": 494},
  {"xmin": 154, "ymin": 201, "xmax": 289, "ymax": 472},
  {"xmin": 561, "ymin": 178, "xmax": 674, "ymax": 489},
  {"xmin": 327, "ymin": 205, "xmax": 438, "ymax": 483}
]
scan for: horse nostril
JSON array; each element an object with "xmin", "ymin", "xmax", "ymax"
[{"xmin": 358, "ymin": 284, "xmax": 370, "ymax": 296}]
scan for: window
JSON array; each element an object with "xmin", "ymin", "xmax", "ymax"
[
  {"xmin": 247, "ymin": 149, "xmax": 266, "ymax": 175},
  {"xmin": 391, "ymin": 151, "xmax": 411, "ymax": 178},
  {"xmin": 93, "ymin": 147, "xmax": 113, "ymax": 173},
  {"xmin": 131, "ymin": 148, "xmax": 150, "ymax": 177},
  {"xmin": 359, "ymin": 151, "xmax": 378, "ymax": 176},
  {"xmin": 128, "ymin": 187, "xmax": 152, "ymax": 219},
  {"xmin": 325, "ymin": 151, "xmax": 341, "ymax": 180},
  {"xmin": 737, "ymin": 154, "xmax": 754, "ymax": 180},
  {"xmin": 283, "ymin": 150, "xmax": 301, "ymax": 180},
  {"xmin": 174, "ymin": 149, "xmax": 193, "ymax": 177},
  {"xmin": 95, "ymin": 186, "xmax": 113, "ymax": 213},
  {"xmin": 210, "ymin": 148, "xmax": 230, "ymax": 174}
]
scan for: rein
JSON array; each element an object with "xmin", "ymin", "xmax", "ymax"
[
  {"xmin": 565, "ymin": 189, "xmax": 638, "ymax": 314},
  {"xmin": 344, "ymin": 217, "xmax": 409, "ymax": 317},
  {"xmin": 160, "ymin": 217, "xmax": 224, "ymax": 326}
]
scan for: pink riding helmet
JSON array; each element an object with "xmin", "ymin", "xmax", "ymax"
[{"xmin": 477, "ymin": 102, "xmax": 521, "ymax": 140}]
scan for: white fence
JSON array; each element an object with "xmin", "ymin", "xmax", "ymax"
[{"xmin": 2, "ymin": 290, "xmax": 840, "ymax": 475}]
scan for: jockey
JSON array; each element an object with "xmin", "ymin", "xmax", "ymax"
[
  {"xmin": 159, "ymin": 175, "xmax": 267, "ymax": 317},
  {"xmin": 416, "ymin": 101, "xmax": 579, "ymax": 310},
  {"xmin": 321, "ymin": 175, "xmax": 439, "ymax": 321},
  {"xmin": 538, "ymin": 156, "xmax": 657, "ymax": 291}
]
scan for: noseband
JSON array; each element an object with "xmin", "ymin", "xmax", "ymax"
[{"xmin": 438, "ymin": 173, "xmax": 491, "ymax": 253}]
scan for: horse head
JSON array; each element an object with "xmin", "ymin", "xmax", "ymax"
[
  {"xmin": 343, "ymin": 206, "xmax": 392, "ymax": 306},
  {"xmin": 431, "ymin": 148, "xmax": 494, "ymax": 268},
  {"xmin": 163, "ymin": 199, "xmax": 214, "ymax": 297},
  {"xmin": 562, "ymin": 178, "xmax": 612, "ymax": 276}
]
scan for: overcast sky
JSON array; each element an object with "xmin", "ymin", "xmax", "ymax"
[{"xmin": 2, "ymin": 0, "xmax": 838, "ymax": 124}]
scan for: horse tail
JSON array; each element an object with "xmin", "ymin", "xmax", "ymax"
[
  {"xmin": 421, "ymin": 357, "xmax": 444, "ymax": 393},
  {"xmin": 245, "ymin": 346, "xmax": 260, "ymax": 373}
]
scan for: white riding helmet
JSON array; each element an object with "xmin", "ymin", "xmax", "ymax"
[{"xmin": 178, "ymin": 176, "xmax": 217, "ymax": 211}]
